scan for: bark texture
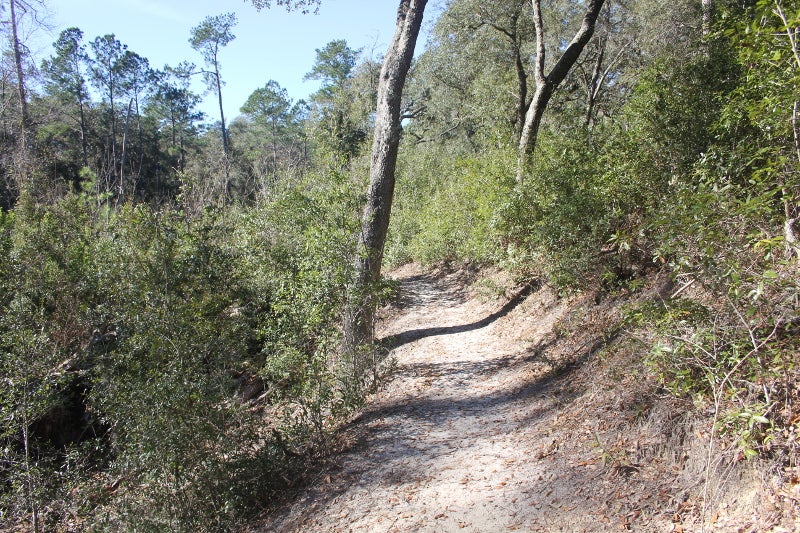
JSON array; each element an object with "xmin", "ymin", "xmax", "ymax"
[
  {"xmin": 344, "ymin": 0, "xmax": 428, "ymax": 351},
  {"xmin": 516, "ymin": 0, "xmax": 605, "ymax": 183}
]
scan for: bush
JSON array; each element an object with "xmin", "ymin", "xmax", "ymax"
[
  {"xmin": 0, "ymin": 193, "xmax": 102, "ymax": 531},
  {"xmin": 388, "ymin": 145, "xmax": 515, "ymax": 267},
  {"xmin": 0, "ymin": 160, "xmax": 370, "ymax": 531},
  {"xmin": 628, "ymin": 1, "xmax": 800, "ymax": 462}
]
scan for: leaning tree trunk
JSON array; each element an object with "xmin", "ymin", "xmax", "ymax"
[
  {"xmin": 516, "ymin": 0, "xmax": 605, "ymax": 184},
  {"xmin": 344, "ymin": 0, "xmax": 428, "ymax": 354},
  {"xmin": 9, "ymin": 0, "xmax": 29, "ymax": 137}
]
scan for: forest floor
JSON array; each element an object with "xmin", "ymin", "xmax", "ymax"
[{"xmin": 251, "ymin": 263, "xmax": 797, "ymax": 532}]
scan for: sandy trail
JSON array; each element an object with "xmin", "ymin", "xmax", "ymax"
[{"xmin": 263, "ymin": 264, "xmax": 599, "ymax": 532}]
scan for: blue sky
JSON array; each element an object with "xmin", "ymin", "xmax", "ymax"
[{"xmin": 43, "ymin": 0, "xmax": 434, "ymax": 123}]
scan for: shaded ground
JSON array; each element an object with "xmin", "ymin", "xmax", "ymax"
[{"xmin": 252, "ymin": 264, "xmax": 796, "ymax": 533}]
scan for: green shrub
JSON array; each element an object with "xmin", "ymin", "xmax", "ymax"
[
  {"xmin": 620, "ymin": 4, "xmax": 800, "ymax": 462},
  {"xmin": 388, "ymin": 145, "xmax": 515, "ymax": 267},
  {"xmin": 498, "ymin": 130, "xmax": 630, "ymax": 288},
  {"xmin": 0, "ymin": 160, "xmax": 371, "ymax": 530},
  {"xmin": 0, "ymin": 193, "xmax": 103, "ymax": 531}
]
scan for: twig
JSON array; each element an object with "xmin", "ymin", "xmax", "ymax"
[{"xmin": 670, "ymin": 279, "xmax": 695, "ymax": 299}]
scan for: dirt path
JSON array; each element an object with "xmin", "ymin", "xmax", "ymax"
[
  {"xmin": 256, "ymin": 264, "xmax": 778, "ymax": 532},
  {"xmin": 262, "ymin": 264, "xmax": 593, "ymax": 532}
]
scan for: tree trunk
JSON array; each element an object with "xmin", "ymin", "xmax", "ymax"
[
  {"xmin": 109, "ymin": 73, "xmax": 118, "ymax": 194},
  {"xmin": 78, "ymin": 99, "xmax": 89, "ymax": 168},
  {"xmin": 118, "ymin": 98, "xmax": 134, "ymax": 203},
  {"xmin": 343, "ymin": 0, "xmax": 428, "ymax": 353},
  {"xmin": 516, "ymin": 0, "xmax": 605, "ymax": 184},
  {"xmin": 584, "ymin": 36, "xmax": 606, "ymax": 128},
  {"xmin": 213, "ymin": 60, "xmax": 232, "ymax": 197},
  {"xmin": 511, "ymin": 20, "xmax": 528, "ymax": 139},
  {"xmin": 215, "ymin": 66, "xmax": 228, "ymax": 157},
  {"xmin": 9, "ymin": 0, "xmax": 29, "ymax": 137},
  {"xmin": 135, "ymin": 94, "xmax": 144, "ymax": 195},
  {"xmin": 483, "ymin": 9, "xmax": 528, "ymax": 139},
  {"xmin": 271, "ymin": 118, "xmax": 279, "ymax": 181}
]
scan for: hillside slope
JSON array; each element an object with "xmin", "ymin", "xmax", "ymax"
[{"xmin": 252, "ymin": 264, "xmax": 797, "ymax": 532}]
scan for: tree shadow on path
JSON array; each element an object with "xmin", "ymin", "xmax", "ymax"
[
  {"xmin": 259, "ymin": 337, "xmax": 601, "ymax": 532},
  {"xmin": 257, "ymin": 277, "xmax": 631, "ymax": 532},
  {"xmin": 380, "ymin": 280, "xmax": 540, "ymax": 351}
]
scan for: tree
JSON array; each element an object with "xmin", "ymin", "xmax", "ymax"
[
  {"xmin": 148, "ymin": 64, "xmax": 203, "ymax": 177},
  {"xmin": 115, "ymin": 51, "xmax": 155, "ymax": 196},
  {"xmin": 575, "ymin": 1, "xmax": 631, "ymax": 128},
  {"xmin": 344, "ymin": 0, "xmax": 429, "ymax": 351},
  {"xmin": 241, "ymin": 80, "xmax": 292, "ymax": 130},
  {"xmin": 41, "ymin": 27, "xmax": 90, "ymax": 169},
  {"xmin": 4, "ymin": 0, "xmax": 47, "ymax": 135},
  {"xmin": 88, "ymin": 34, "xmax": 127, "ymax": 195},
  {"xmin": 516, "ymin": 0, "xmax": 605, "ymax": 182},
  {"xmin": 449, "ymin": 0, "xmax": 532, "ymax": 138},
  {"xmin": 304, "ymin": 39, "xmax": 371, "ymax": 158},
  {"xmin": 7, "ymin": 0, "xmax": 29, "ymax": 136},
  {"xmin": 728, "ymin": 0, "xmax": 800, "ymax": 259},
  {"xmin": 304, "ymin": 39, "xmax": 360, "ymax": 99},
  {"xmin": 402, "ymin": 0, "xmax": 535, "ymax": 151},
  {"xmin": 2, "ymin": 0, "xmax": 48, "ymax": 202},
  {"xmin": 240, "ymin": 80, "xmax": 296, "ymax": 181},
  {"xmin": 249, "ymin": 0, "xmax": 321, "ymax": 12},
  {"xmin": 189, "ymin": 12, "xmax": 237, "ymax": 194}
]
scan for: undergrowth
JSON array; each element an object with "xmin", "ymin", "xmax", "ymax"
[{"xmin": 0, "ymin": 165, "xmax": 379, "ymax": 531}]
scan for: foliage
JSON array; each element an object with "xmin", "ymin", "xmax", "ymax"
[
  {"xmin": 386, "ymin": 144, "xmax": 515, "ymax": 267},
  {"xmin": 389, "ymin": 0, "xmax": 800, "ymax": 467},
  {"xmin": 0, "ymin": 193, "xmax": 104, "ymax": 530},
  {"xmin": 406, "ymin": 0, "xmax": 531, "ymax": 148},
  {"xmin": 249, "ymin": 0, "xmax": 321, "ymax": 14},
  {"xmin": 236, "ymin": 80, "xmax": 307, "ymax": 189},
  {"xmin": 189, "ymin": 13, "xmax": 238, "ymax": 68},
  {"xmin": 499, "ymin": 130, "xmax": 617, "ymax": 287},
  {"xmin": 303, "ymin": 40, "xmax": 376, "ymax": 160},
  {"xmin": 304, "ymin": 39, "xmax": 360, "ymax": 98},
  {"xmin": 3, "ymin": 0, "xmax": 800, "ymax": 527},
  {"xmin": 232, "ymin": 162, "xmax": 365, "ymax": 414},
  {"xmin": 625, "ymin": 0, "xmax": 800, "ymax": 462},
  {"xmin": 0, "ymin": 157, "xmax": 367, "ymax": 530}
]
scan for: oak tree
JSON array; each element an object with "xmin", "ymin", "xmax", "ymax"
[
  {"xmin": 516, "ymin": 0, "xmax": 605, "ymax": 182},
  {"xmin": 344, "ymin": 0, "xmax": 429, "ymax": 351}
]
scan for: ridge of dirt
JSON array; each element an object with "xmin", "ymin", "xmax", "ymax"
[{"xmin": 250, "ymin": 263, "xmax": 796, "ymax": 533}]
